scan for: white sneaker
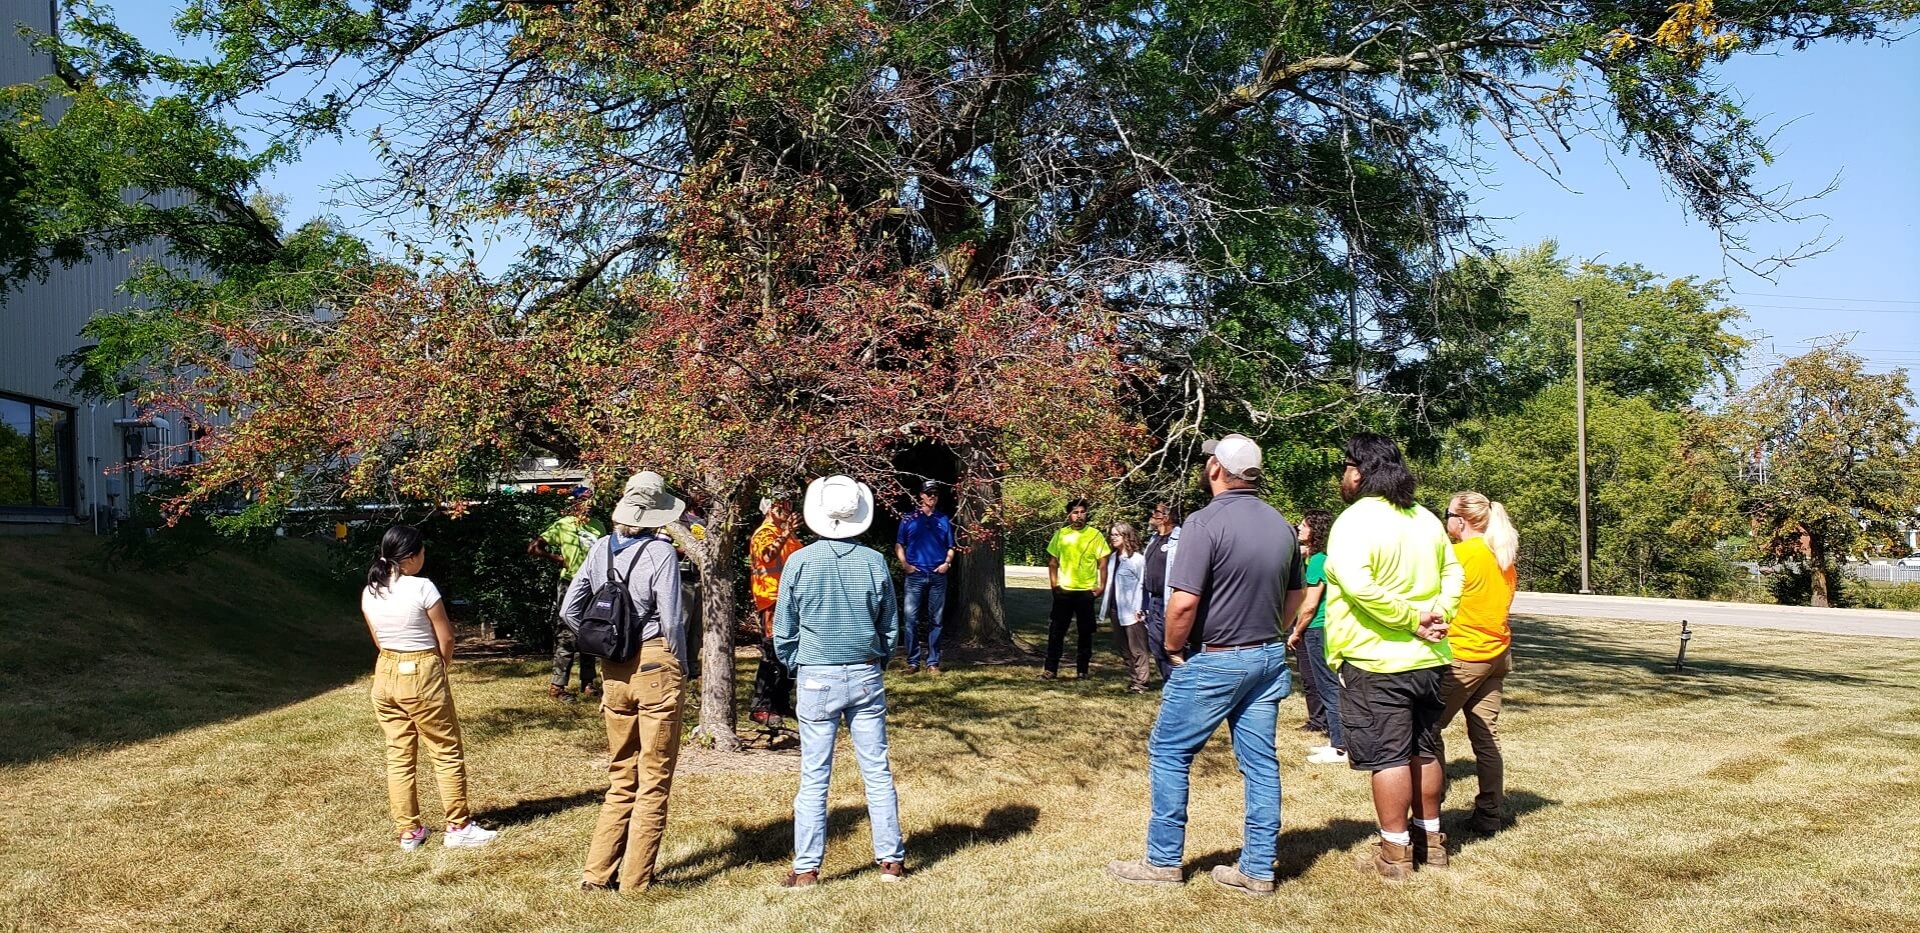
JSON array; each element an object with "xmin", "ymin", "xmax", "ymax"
[
  {"xmin": 1307, "ymin": 747, "xmax": 1349, "ymax": 765},
  {"xmin": 443, "ymin": 822, "xmax": 499, "ymax": 848},
  {"xmin": 399, "ymin": 826, "xmax": 430, "ymax": 852}
]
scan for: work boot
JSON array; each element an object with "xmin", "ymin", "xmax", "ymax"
[
  {"xmin": 1354, "ymin": 838, "xmax": 1415, "ymax": 882},
  {"xmin": 1470, "ymin": 811, "xmax": 1504, "ymax": 835},
  {"xmin": 1409, "ymin": 826, "xmax": 1449, "ymax": 868},
  {"xmin": 1105, "ymin": 859, "xmax": 1183, "ymax": 886},
  {"xmin": 1209, "ymin": 864, "xmax": 1275, "ymax": 897}
]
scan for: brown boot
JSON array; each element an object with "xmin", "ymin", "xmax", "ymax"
[
  {"xmin": 1355, "ymin": 838, "xmax": 1415, "ymax": 882},
  {"xmin": 1105, "ymin": 859, "xmax": 1183, "ymax": 886},
  {"xmin": 1409, "ymin": 826, "xmax": 1449, "ymax": 868}
]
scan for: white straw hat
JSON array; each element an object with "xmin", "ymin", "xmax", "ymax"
[{"xmin": 802, "ymin": 475, "xmax": 875, "ymax": 539}]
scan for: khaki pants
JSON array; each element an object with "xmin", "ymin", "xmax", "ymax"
[
  {"xmin": 583, "ymin": 640, "xmax": 685, "ymax": 891},
  {"xmin": 1113, "ymin": 622, "xmax": 1153, "ymax": 690},
  {"xmin": 371, "ymin": 649, "xmax": 472, "ymax": 836},
  {"xmin": 1440, "ymin": 649, "xmax": 1512, "ymax": 821}
]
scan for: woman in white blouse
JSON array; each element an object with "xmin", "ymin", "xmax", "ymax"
[
  {"xmin": 1101, "ymin": 522, "xmax": 1152, "ymax": 692},
  {"xmin": 361, "ymin": 524, "xmax": 497, "ymax": 852}
]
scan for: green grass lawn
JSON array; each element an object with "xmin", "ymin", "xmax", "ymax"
[{"xmin": 3, "ymin": 534, "xmax": 1918, "ymax": 931}]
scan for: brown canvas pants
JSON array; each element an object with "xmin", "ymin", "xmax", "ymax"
[
  {"xmin": 371, "ymin": 649, "xmax": 472, "ymax": 836},
  {"xmin": 582, "ymin": 639, "xmax": 685, "ymax": 891},
  {"xmin": 1113, "ymin": 622, "xmax": 1153, "ymax": 690},
  {"xmin": 1439, "ymin": 649, "xmax": 1512, "ymax": 821}
]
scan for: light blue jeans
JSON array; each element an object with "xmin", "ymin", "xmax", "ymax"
[
  {"xmin": 793, "ymin": 662, "xmax": 904, "ymax": 871},
  {"xmin": 1145, "ymin": 642, "xmax": 1289, "ymax": 881}
]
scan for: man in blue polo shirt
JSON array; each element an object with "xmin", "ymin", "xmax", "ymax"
[
  {"xmin": 895, "ymin": 480, "xmax": 956, "ymax": 674},
  {"xmin": 1108, "ymin": 433, "xmax": 1304, "ymax": 896}
]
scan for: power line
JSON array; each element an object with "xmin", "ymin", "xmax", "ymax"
[{"xmin": 1735, "ymin": 302, "xmax": 1920, "ymax": 314}]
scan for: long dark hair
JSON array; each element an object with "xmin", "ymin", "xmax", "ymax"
[
  {"xmin": 367, "ymin": 524, "xmax": 425, "ymax": 595},
  {"xmin": 1344, "ymin": 433, "xmax": 1417, "ymax": 509},
  {"xmin": 1303, "ymin": 508, "xmax": 1333, "ymax": 555}
]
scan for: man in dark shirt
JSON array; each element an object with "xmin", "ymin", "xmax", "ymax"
[
  {"xmin": 1107, "ymin": 434, "xmax": 1304, "ymax": 897},
  {"xmin": 1138, "ymin": 500, "xmax": 1181, "ymax": 680}
]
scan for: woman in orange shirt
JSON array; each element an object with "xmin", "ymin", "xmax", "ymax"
[{"xmin": 1441, "ymin": 491, "xmax": 1519, "ymax": 835}]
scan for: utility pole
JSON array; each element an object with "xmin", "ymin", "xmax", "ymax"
[{"xmin": 1574, "ymin": 295, "xmax": 1593, "ymax": 594}]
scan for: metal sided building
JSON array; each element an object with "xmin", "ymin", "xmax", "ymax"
[{"xmin": 2, "ymin": 0, "xmax": 177, "ymax": 528}]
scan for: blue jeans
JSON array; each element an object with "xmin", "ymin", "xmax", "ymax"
[
  {"xmin": 1145, "ymin": 643, "xmax": 1289, "ymax": 881},
  {"xmin": 902, "ymin": 571, "xmax": 948, "ymax": 667},
  {"xmin": 1301, "ymin": 626, "xmax": 1344, "ymax": 750},
  {"xmin": 793, "ymin": 663, "xmax": 905, "ymax": 871}
]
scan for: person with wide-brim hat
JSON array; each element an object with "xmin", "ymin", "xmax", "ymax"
[
  {"xmin": 773, "ymin": 475, "xmax": 907, "ymax": 887},
  {"xmin": 560, "ymin": 469, "xmax": 690, "ymax": 893}
]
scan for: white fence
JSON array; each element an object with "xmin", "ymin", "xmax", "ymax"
[{"xmin": 1849, "ymin": 563, "xmax": 1920, "ymax": 584}]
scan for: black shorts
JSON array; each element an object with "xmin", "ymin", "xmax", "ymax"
[{"xmin": 1338, "ymin": 664, "xmax": 1446, "ymax": 771}]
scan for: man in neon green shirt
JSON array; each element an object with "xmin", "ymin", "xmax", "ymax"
[
  {"xmin": 529, "ymin": 489, "xmax": 609, "ymax": 699},
  {"xmin": 1042, "ymin": 498, "xmax": 1110, "ymax": 680},
  {"xmin": 1324, "ymin": 434, "xmax": 1462, "ymax": 881}
]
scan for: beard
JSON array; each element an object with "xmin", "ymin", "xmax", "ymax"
[{"xmin": 1339, "ymin": 480, "xmax": 1360, "ymax": 504}]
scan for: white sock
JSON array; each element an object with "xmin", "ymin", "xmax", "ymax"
[
  {"xmin": 1416, "ymin": 817, "xmax": 1440, "ymax": 833},
  {"xmin": 1380, "ymin": 829, "xmax": 1411, "ymax": 846}
]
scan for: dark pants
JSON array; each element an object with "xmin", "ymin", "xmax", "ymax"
[
  {"xmin": 1302, "ymin": 626, "xmax": 1344, "ymax": 749},
  {"xmin": 1046, "ymin": 588, "xmax": 1099, "ymax": 676},
  {"xmin": 1297, "ymin": 641, "xmax": 1327, "ymax": 731},
  {"xmin": 750, "ymin": 636, "xmax": 796, "ymax": 720},
  {"xmin": 550, "ymin": 578, "xmax": 597, "ymax": 690},
  {"xmin": 902, "ymin": 571, "xmax": 948, "ymax": 668},
  {"xmin": 1143, "ymin": 594, "xmax": 1173, "ymax": 681}
]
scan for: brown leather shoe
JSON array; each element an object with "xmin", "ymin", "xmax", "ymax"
[
  {"xmin": 878, "ymin": 860, "xmax": 906, "ymax": 882},
  {"xmin": 1106, "ymin": 859, "xmax": 1183, "ymax": 886},
  {"xmin": 1209, "ymin": 864, "xmax": 1275, "ymax": 897},
  {"xmin": 1355, "ymin": 838, "xmax": 1414, "ymax": 882},
  {"xmin": 1470, "ymin": 811, "xmax": 1504, "ymax": 835},
  {"xmin": 779, "ymin": 869, "xmax": 819, "ymax": 889},
  {"xmin": 926, "ymin": 664, "xmax": 941, "ymax": 675},
  {"xmin": 1410, "ymin": 826, "xmax": 1449, "ymax": 868}
]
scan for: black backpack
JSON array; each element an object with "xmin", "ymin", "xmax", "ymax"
[{"xmin": 576, "ymin": 538, "xmax": 651, "ymax": 662}]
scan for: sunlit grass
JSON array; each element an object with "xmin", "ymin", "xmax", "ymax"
[{"xmin": 2, "ymin": 535, "xmax": 1917, "ymax": 931}]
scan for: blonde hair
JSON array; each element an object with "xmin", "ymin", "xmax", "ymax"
[
  {"xmin": 1451, "ymin": 491, "xmax": 1518, "ymax": 571},
  {"xmin": 1109, "ymin": 522, "xmax": 1139, "ymax": 556}
]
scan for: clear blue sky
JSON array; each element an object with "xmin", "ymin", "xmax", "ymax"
[{"xmin": 105, "ymin": 6, "xmax": 1920, "ymax": 385}]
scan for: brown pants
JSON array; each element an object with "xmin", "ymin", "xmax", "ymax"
[
  {"xmin": 582, "ymin": 639, "xmax": 685, "ymax": 891},
  {"xmin": 1113, "ymin": 622, "xmax": 1153, "ymax": 689},
  {"xmin": 371, "ymin": 649, "xmax": 472, "ymax": 836},
  {"xmin": 1440, "ymin": 649, "xmax": 1512, "ymax": 821}
]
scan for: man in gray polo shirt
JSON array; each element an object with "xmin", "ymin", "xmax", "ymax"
[{"xmin": 1107, "ymin": 433, "xmax": 1304, "ymax": 896}]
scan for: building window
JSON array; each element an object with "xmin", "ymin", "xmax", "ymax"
[{"xmin": 0, "ymin": 393, "xmax": 75, "ymax": 511}]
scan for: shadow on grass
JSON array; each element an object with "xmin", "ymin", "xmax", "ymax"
[
  {"xmin": 660, "ymin": 802, "xmax": 1041, "ymax": 885},
  {"xmin": 1187, "ymin": 788, "xmax": 1558, "ymax": 880},
  {"xmin": 487, "ymin": 788, "xmax": 606, "ymax": 826},
  {"xmin": 1509, "ymin": 617, "xmax": 1890, "ymax": 710}
]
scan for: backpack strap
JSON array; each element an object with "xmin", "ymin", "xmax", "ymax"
[{"xmin": 607, "ymin": 535, "xmax": 651, "ymax": 588}]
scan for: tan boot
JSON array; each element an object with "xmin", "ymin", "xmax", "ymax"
[
  {"xmin": 1410, "ymin": 826, "xmax": 1449, "ymax": 868},
  {"xmin": 1355, "ymin": 838, "xmax": 1415, "ymax": 882},
  {"xmin": 1106, "ymin": 859, "xmax": 1184, "ymax": 886}
]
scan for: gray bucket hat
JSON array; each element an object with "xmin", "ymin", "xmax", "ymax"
[{"xmin": 612, "ymin": 471, "xmax": 687, "ymax": 529}]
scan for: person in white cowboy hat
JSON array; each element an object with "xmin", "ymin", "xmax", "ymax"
[
  {"xmin": 773, "ymin": 475, "xmax": 907, "ymax": 888},
  {"xmin": 560, "ymin": 470, "xmax": 689, "ymax": 893}
]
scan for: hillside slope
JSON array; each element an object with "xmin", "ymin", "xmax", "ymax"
[{"xmin": 0, "ymin": 532, "xmax": 369, "ymax": 764}]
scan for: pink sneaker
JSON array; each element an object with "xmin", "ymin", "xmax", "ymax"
[{"xmin": 399, "ymin": 826, "xmax": 430, "ymax": 852}]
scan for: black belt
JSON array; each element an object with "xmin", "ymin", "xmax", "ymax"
[{"xmin": 1200, "ymin": 639, "xmax": 1278, "ymax": 653}]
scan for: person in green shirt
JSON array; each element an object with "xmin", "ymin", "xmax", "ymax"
[
  {"xmin": 528, "ymin": 489, "xmax": 608, "ymax": 699},
  {"xmin": 1286, "ymin": 508, "xmax": 1344, "ymax": 764},
  {"xmin": 1042, "ymin": 498, "xmax": 1110, "ymax": 680},
  {"xmin": 1325, "ymin": 434, "xmax": 1462, "ymax": 881}
]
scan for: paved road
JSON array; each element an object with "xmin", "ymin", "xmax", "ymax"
[
  {"xmin": 1513, "ymin": 592, "xmax": 1920, "ymax": 639},
  {"xmin": 1006, "ymin": 566, "xmax": 1918, "ymax": 639}
]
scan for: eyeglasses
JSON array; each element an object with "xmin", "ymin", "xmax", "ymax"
[{"xmin": 1340, "ymin": 461, "xmax": 1359, "ymax": 473}]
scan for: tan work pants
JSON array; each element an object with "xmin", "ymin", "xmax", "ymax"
[
  {"xmin": 1440, "ymin": 649, "xmax": 1512, "ymax": 821},
  {"xmin": 1113, "ymin": 622, "xmax": 1153, "ymax": 690},
  {"xmin": 371, "ymin": 648, "xmax": 472, "ymax": 836},
  {"xmin": 582, "ymin": 639, "xmax": 685, "ymax": 891}
]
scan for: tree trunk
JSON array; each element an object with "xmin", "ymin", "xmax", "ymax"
[
  {"xmin": 667, "ymin": 476, "xmax": 753, "ymax": 752},
  {"xmin": 1807, "ymin": 532, "xmax": 1831, "ymax": 609},
  {"xmin": 951, "ymin": 468, "xmax": 1010, "ymax": 644}
]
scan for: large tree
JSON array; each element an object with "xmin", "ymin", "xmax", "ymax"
[{"xmin": 1726, "ymin": 346, "xmax": 1918, "ymax": 607}]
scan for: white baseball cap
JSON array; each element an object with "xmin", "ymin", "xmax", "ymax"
[{"xmin": 1202, "ymin": 434, "xmax": 1264, "ymax": 481}]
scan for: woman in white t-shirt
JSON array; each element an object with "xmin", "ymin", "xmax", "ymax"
[
  {"xmin": 361, "ymin": 524, "xmax": 497, "ymax": 852},
  {"xmin": 1101, "ymin": 522, "xmax": 1152, "ymax": 693}
]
